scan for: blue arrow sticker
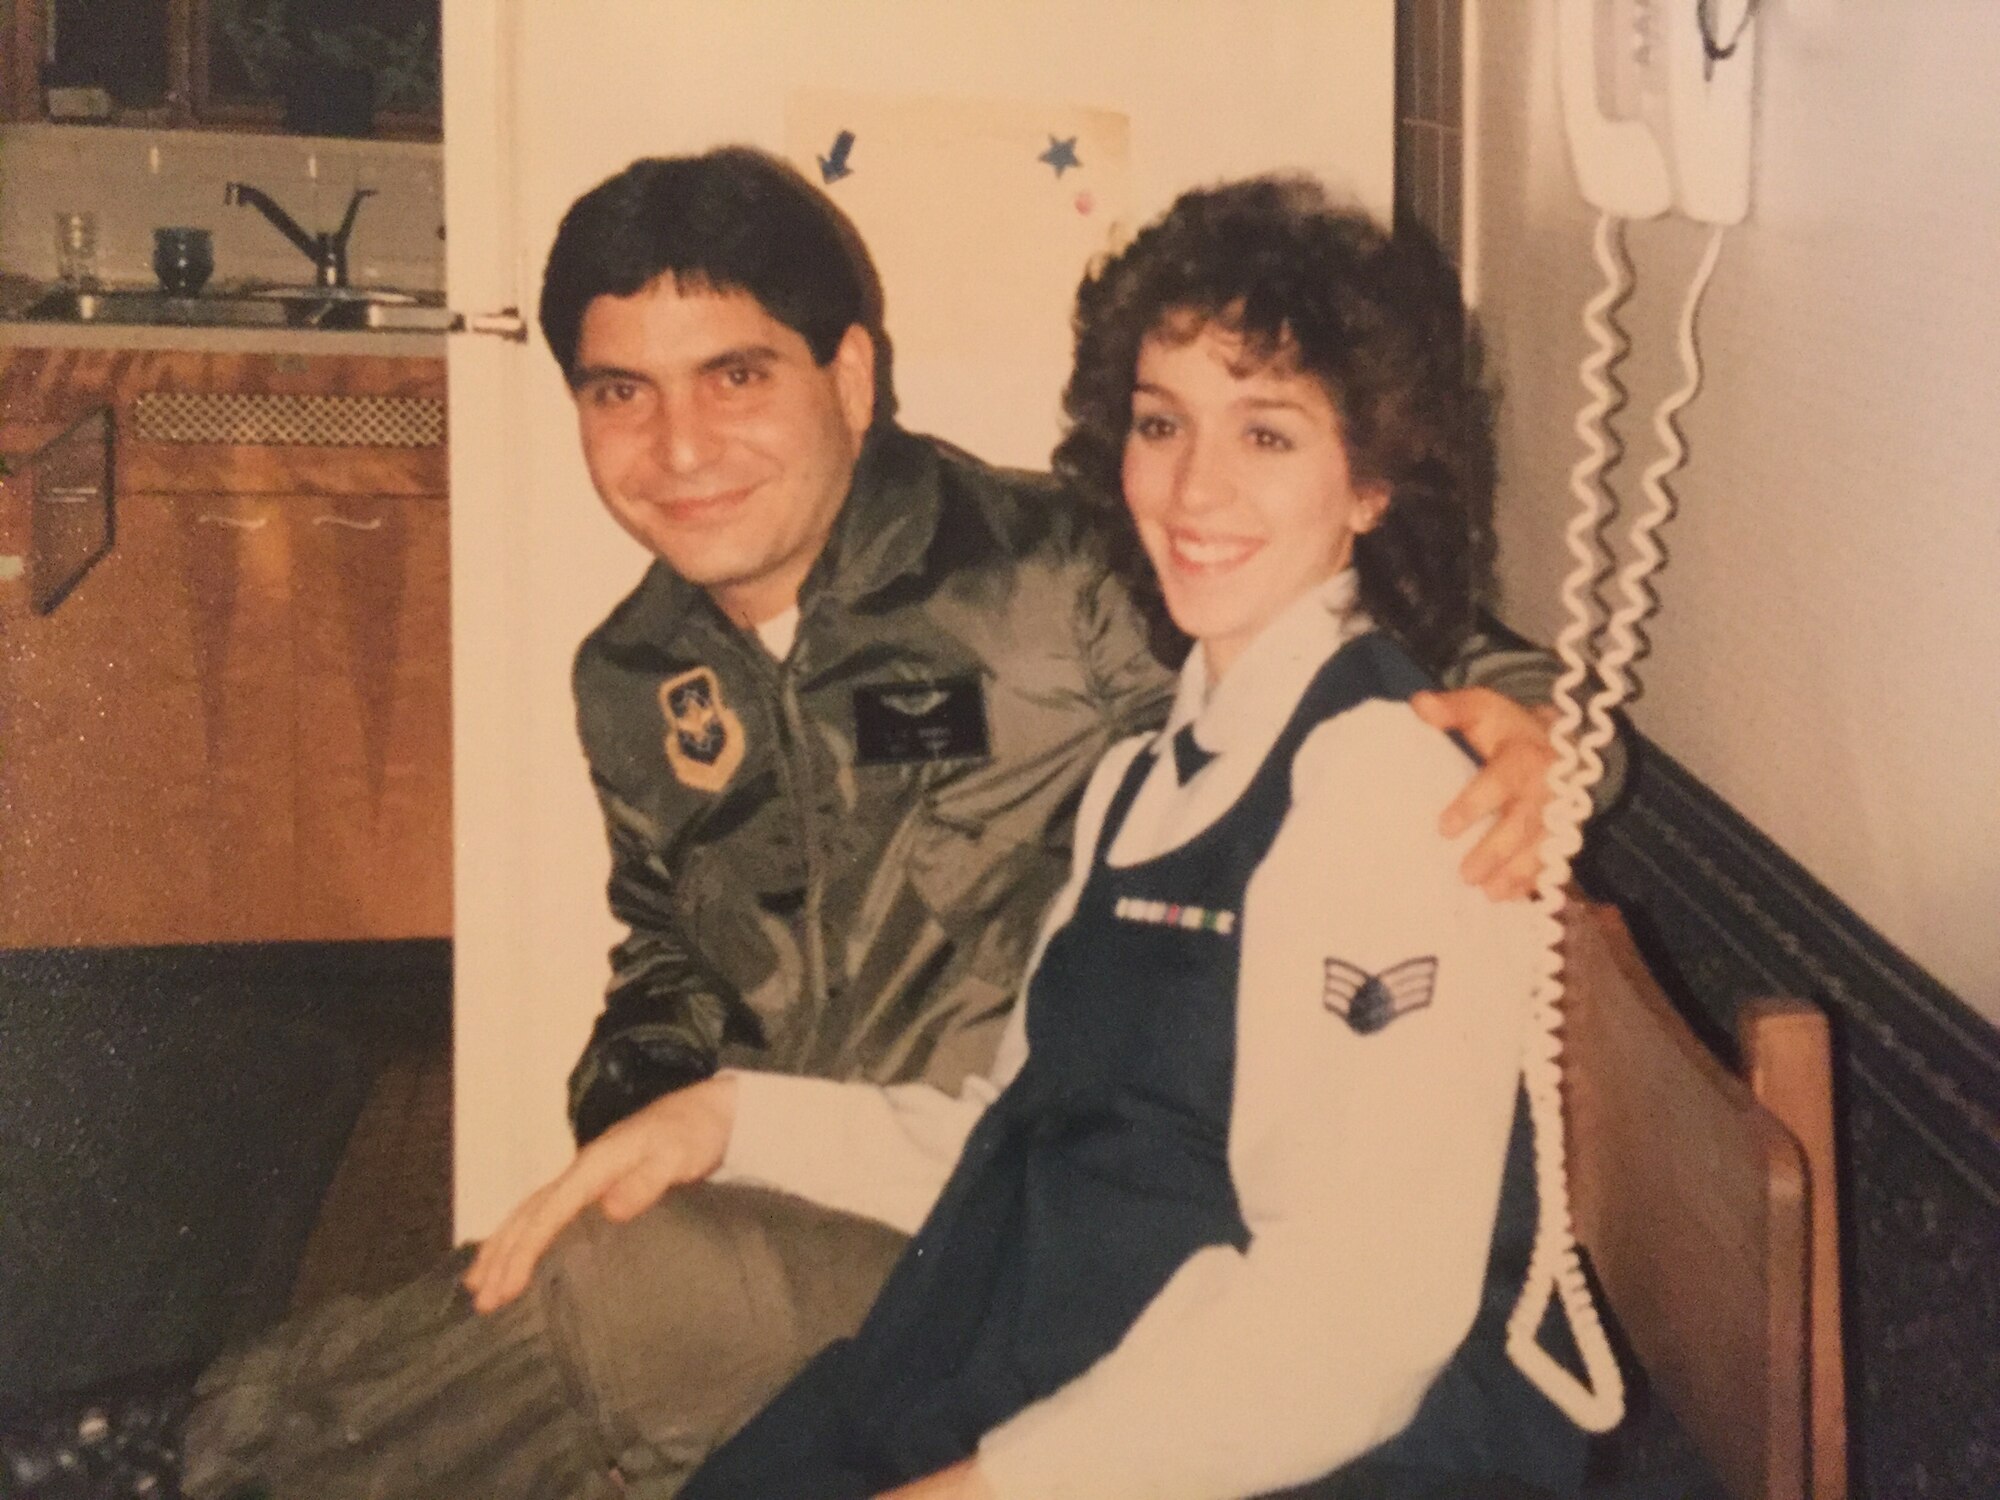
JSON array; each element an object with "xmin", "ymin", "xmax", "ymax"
[{"xmin": 819, "ymin": 130, "xmax": 856, "ymax": 184}]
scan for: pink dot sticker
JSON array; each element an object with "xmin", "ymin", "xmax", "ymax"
[{"xmin": 1075, "ymin": 191, "xmax": 1095, "ymax": 215}]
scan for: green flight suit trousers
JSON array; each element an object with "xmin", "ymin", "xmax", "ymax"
[{"xmin": 180, "ymin": 1184, "xmax": 907, "ymax": 1499}]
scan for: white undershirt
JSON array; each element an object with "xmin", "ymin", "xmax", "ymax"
[{"xmin": 753, "ymin": 605, "xmax": 799, "ymax": 660}]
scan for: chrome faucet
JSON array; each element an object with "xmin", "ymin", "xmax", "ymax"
[{"xmin": 223, "ymin": 182, "xmax": 378, "ymax": 288}]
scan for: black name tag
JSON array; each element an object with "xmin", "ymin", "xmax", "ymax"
[{"xmin": 853, "ymin": 675, "xmax": 990, "ymax": 764}]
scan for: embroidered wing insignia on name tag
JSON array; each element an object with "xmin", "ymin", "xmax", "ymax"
[
  {"xmin": 852, "ymin": 675, "xmax": 991, "ymax": 764},
  {"xmin": 1321, "ymin": 956, "xmax": 1439, "ymax": 1035}
]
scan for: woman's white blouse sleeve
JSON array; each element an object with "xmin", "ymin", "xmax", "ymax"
[
  {"xmin": 977, "ymin": 701, "xmax": 1544, "ymax": 1500},
  {"xmin": 711, "ymin": 736, "xmax": 1154, "ymax": 1237}
]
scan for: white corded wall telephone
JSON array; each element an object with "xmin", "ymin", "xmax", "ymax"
[
  {"xmin": 1558, "ymin": 0, "xmax": 1756, "ymax": 224},
  {"xmin": 1505, "ymin": 0, "xmax": 1759, "ymax": 1435}
]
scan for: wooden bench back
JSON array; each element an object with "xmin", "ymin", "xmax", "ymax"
[{"xmin": 1562, "ymin": 902, "xmax": 1846, "ymax": 1500}]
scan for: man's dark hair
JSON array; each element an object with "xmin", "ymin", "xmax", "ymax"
[
  {"xmin": 538, "ymin": 147, "xmax": 896, "ymax": 421},
  {"xmin": 1053, "ymin": 175, "xmax": 1496, "ymax": 674}
]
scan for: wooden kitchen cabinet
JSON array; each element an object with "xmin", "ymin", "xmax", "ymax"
[
  {"xmin": 0, "ymin": 348, "xmax": 450, "ymax": 948},
  {"xmin": 291, "ymin": 493, "xmax": 452, "ymax": 941},
  {"xmin": 0, "ymin": 491, "xmax": 295, "ymax": 946}
]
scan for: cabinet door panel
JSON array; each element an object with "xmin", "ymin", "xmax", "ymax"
[
  {"xmin": 0, "ymin": 495, "xmax": 202, "ymax": 945},
  {"xmin": 0, "ymin": 493, "xmax": 296, "ymax": 945},
  {"xmin": 292, "ymin": 497, "xmax": 451, "ymax": 940},
  {"xmin": 179, "ymin": 495, "xmax": 299, "ymax": 942}
]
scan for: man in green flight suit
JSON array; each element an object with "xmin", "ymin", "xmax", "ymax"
[{"xmin": 167, "ymin": 147, "xmax": 1591, "ymax": 1500}]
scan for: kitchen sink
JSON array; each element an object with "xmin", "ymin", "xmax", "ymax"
[{"xmin": 19, "ymin": 285, "xmax": 454, "ymax": 332}]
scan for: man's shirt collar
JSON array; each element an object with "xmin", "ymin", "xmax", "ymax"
[{"xmin": 804, "ymin": 423, "xmax": 945, "ymax": 607}]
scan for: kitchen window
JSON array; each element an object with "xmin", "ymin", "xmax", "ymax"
[{"xmin": 2, "ymin": 0, "xmax": 440, "ymax": 140}]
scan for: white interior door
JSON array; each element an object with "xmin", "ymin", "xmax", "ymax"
[{"xmin": 444, "ymin": 0, "xmax": 1394, "ymax": 1234}]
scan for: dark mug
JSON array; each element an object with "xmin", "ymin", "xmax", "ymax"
[{"xmin": 153, "ymin": 226, "xmax": 215, "ymax": 296}]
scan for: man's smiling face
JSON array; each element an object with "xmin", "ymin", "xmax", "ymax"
[{"xmin": 570, "ymin": 277, "xmax": 875, "ymax": 628}]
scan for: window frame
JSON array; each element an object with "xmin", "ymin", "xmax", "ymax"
[{"xmin": 0, "ymin": 0, "xmax": 439, "ymax": 141}]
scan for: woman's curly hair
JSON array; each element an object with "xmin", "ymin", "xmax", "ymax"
[{"xmin": 1053, "ymin": 176, "xmax": 1497, "ymax": 674}]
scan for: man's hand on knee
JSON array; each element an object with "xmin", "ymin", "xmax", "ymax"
[
  {"xmin": 464, "ymin": 1075, "xmax": 738, "ymax": 1313},
  {"xmin": 1410, "ymin": 687, "xmax": 1561, "ymax": 902}
]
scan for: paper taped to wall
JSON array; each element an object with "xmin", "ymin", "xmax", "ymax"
[{"xmin": 784, "ymin": 89, "xmax": 1130, "ymax": 463}]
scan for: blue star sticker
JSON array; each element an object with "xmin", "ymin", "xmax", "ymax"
[{"xmin": 1038, "ymin": 135, "xmax": 1081, "ymax": 177}]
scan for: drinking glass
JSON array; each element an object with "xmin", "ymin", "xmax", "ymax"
[{"xmin": 55, "ymin": 211, "xmax": 99, "ymax": 287}]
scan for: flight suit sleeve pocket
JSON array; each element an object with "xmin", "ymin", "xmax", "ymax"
[{"xmin": 670, "ymin": 846, "xmax": 777, "ymax": 998}]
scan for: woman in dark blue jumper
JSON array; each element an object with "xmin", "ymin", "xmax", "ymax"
[{"xmin": 658, "ymin": 179, "xmax": 1589, "ymax": 1500}]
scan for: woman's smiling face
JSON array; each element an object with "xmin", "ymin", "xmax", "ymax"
[{"xmin": 1121, "ymin": 317, "xmax": 1387, "ymax": 680}]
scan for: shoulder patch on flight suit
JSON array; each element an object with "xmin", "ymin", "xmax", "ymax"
[
  {"xmin": 1322, "ymin": 955, "xmax": 1438, "ymax": 1035},
  {"xmin": 659, "ymin": 666, "xmax": 745, "ymax": 794}
]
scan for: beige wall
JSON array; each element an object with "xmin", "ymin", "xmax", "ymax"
[{"xmin": 1469, "ymin": 2, "xmax": 2000, "ymax": 1021}]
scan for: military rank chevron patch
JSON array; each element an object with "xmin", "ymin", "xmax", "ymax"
[{"xmin": 1321, "ymin": 956, "xmax": 1439, "ymax": 1035}]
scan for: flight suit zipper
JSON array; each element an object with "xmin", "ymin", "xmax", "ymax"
[{"xmin": 774, "ymin": 657, "xmax": 831, "ymax": 1011}]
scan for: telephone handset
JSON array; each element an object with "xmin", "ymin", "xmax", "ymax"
[{"xmin": 1557, "ymin": 0, "xmax": 1756, "ymax": 226}]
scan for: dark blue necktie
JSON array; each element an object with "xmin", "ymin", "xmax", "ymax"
[{"xmin": 1171, "ymin": 723, "xmax": 1217, "ymax": 784}]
